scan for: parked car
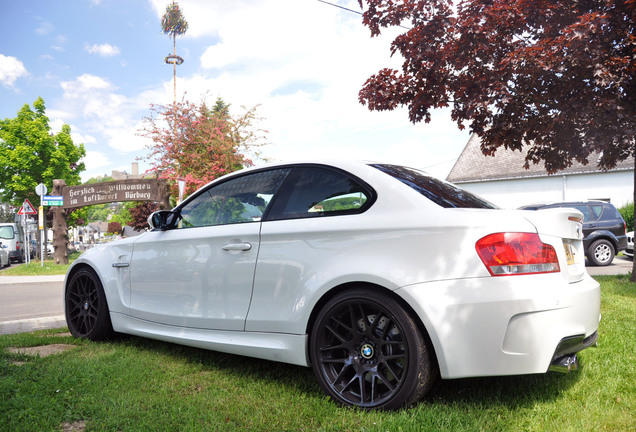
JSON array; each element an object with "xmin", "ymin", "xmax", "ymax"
[
  {"xmin": 64, "ymin": 161, "xmax": 600, "ymax": 409},
  {"xmin": 0, "ymin": 223, "xmax": 26, "ymax": 263},
  {"xmin": 625, "ymin": 231, "xmax": 634, "ymax": 258},
  {"xmin": 0, "ymin": 242, "xmax": 10, "ymax": 268},
  {"xmin": 519, "ymin": 201, "xmax": 627, "ymax": 266}
]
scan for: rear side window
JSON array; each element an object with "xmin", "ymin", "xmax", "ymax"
[
  {"xmin": 372, "ymin": 164, "xmax": 497, "ymax": 209},
  {"xmin": 600, "ymin": 204, "xmax": 622, "ymax": 221},
  {"xmin": 267, "ymin": 166, "xmax": 373, "ymax": 220},
  {"xmin": 0, "ymin": 226, "xmax": 15, "ymax": 239}
]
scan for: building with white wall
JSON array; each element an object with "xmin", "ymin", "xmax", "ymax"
[{"xmin": 447, "ymin": 134, "xmax": 634, "ymax": 209}]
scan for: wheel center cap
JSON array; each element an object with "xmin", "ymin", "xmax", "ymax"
[
  {"xmin": 360, "ymin": 343, "xmax": 374, "ymax": 359},
  {"xmin": 83, "ymin": 301, "xmax": 90, "ymax": 311}
]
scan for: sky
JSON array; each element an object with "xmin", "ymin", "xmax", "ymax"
[{"xmin": 0, "ymin": 0, "xmax": 471, "ymax": 182}]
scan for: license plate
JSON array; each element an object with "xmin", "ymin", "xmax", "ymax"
[{"xmin": 563, "ymin": 242, "xmax": 578, "ymax": 265}]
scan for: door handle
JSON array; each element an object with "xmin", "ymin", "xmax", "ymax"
[{"xmin": 222, "ymin": 242, "xmax": 252, "ymax": 251}]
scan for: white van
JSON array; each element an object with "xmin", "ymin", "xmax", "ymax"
[{"xmin": 0, "ymin": 223, "xmax": 26, "ymax": 263}]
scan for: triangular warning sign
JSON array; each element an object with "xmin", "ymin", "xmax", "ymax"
[{"xmin": 18, "ymin": 198, "xmax": 37, "ymax": 215}]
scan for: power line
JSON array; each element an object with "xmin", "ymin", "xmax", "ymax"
[
  {"xmin": 315, "ymin": 0, "xmax": 363, "ymax": 16},
  {"xmin": 315, "ymin": 0, "xmax": 411, "ymax": 30}
]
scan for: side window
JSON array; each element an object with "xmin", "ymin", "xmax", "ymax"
[
  {"xmin": 269, "ymin": 167, "xmax": 372, "ymax": 220},
  {"xmin": 178, "ymin": 169, "xmax": 291, "ymax": 228},
  {"xmin": 589, "ymin": 205, "xmax": 603, "ymax": 221}
]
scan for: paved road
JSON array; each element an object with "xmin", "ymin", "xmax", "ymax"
[
  {"xmin": 0, "ymin": 275, "xmax": 66, "ymax": 335},
  {"xmin": 0, "ymin": 256, "xmax": 632, "ymax": 335},
  {"xmin": 586, "ymin": 255, "xmax": 633, "ymax": 276}
]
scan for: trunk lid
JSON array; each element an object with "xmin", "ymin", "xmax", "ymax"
[{"xmin": 518, "ymin": 208, "xmax": 587, "ymax": 282}]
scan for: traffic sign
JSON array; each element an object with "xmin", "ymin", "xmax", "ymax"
[
  {"xmin": 43, "ymin": 195, "xmax": 63, "ymax": 206},
  {"xmin": 35, "ymin": 183, "xmax": 47, "ymax": 196},
  {"xmin": 17, "ymin": 198, "xmax": 37, "ymax": 215}
]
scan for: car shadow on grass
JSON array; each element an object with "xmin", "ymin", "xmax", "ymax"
[
  {"xmin": 113, "ymin": 334, "xmax": 582, "ymax": 410},
  {"xmin": 424, "ymin": 369, "xmax": 582, "ymax": 409}
]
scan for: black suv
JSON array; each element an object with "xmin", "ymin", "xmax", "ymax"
[{"xmin": 519, "ymin": 201, "xmax": 627, "ymax": 266}]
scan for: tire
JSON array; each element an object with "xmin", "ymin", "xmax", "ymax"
[
  {"xmin": 588, "ymin": 239, "xmax": 614, "ymax": 266},
  {"xmin": 310, "ymin": 288, "xmax": 436, "ymax": 410},
  {"xmin": 65, "ymin": 267, "xmax": 114, "ymax": 340}
]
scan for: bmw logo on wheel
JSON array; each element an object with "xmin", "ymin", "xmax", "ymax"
[{"xmin": 361, "ymin": 344, "xmax": 374, "ymax": 359}]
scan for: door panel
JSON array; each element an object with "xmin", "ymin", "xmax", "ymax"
[{"xmin": 129, "ymin": 223, "xmax": 259, "ymax": 330}]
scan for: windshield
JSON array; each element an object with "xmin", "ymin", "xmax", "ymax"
[{"xmin": 371, "ymin": 164, "xmax": 498, "ymax": 209}]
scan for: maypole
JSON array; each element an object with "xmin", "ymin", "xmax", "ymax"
[{"xmin": 161, "ymin": 1, "xmax": 188, "ymax": 117}]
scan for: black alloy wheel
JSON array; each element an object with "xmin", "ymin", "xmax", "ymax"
[
  {"xmin": 310, "ymin": 288, "xmax": 436, "ymax": 410},
  {"xmin": 65, "ymin": 267, "xmax": 114, "ymax": 340}
]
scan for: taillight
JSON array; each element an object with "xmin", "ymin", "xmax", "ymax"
[
  {"xmin": 476, "ymin": 233, "xmax": 560, "ymax": 276},
  {"xmin": 16, "ymin": 241, "xmax": 20, "ymax": 250}
]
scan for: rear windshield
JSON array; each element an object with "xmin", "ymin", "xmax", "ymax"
[
  {"xmin": 371, "ymin": 164, "xmax": 498, "ymax": 209},
  {"xmin": 0, "ymin": 226, "xmax": 15, "ymax": 239}
]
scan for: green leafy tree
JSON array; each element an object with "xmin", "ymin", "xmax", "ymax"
[
  {"xmin": 0, "ymin": 204, "xmax": 14, "ymax": 223},
  {"xmin": 110, "ymin": 202, "xmax": 134, "ymax": 226},
  {"xmin": 0, "ymin": 97, "xmax": 85, "ymax": 207},
  {"xmin": 619, "ymin": 202, "xmax": 634, "ymax": 233}
]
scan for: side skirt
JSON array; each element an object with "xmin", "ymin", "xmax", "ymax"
[{"xmin": 111, "ymin": 313, "xmax": 309, "ymax": 367}]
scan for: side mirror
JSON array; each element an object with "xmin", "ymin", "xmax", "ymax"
[{"xmin": 148, "ymin": 210, "xmax": 178, "ymax": 231}]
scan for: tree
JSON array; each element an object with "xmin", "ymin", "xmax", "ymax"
[
  {"xmin": 107, "ymin": 221, "xmax": 122, "ymax": 236},
  {"xmin": 139, "ymin": 97, "xmax": 268, "ymax": 198},
  {"xmin": 0, "ymin": 97, "xmax": 85, "ymax": 207},
  {"xmin": 128, "ymin": 201, "xmax": 158, "ymax": 231},
  {"xmin": 358, "ymin": 0, "xmax": 635, "ymax": 279},
  {"xmin": 0, "ymin": 97, "xmax": 86, "ymax": 263}
]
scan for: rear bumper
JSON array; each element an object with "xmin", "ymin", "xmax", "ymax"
[
  {"xmin": 397, "ymin": 273, "xmax": 601, "ymax": 379},
  {"xmin": 8, "ymin": 250, "xmax": 23, "ymax": 261}
]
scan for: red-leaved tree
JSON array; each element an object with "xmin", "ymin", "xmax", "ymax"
[
  {"xmin": 107, "ymin": 221, "xmax": 122, "ymax": 235},
  {"xmin": 128, "ymin": 201, "xmax": 158, "ymax": 231},
  {"xmin": 139, "ymin": 97, "xmax": 268, "ymax": 199},
  {"xmin": 359, "ymin": 0, "xmax": 635, "ymax": 279}
]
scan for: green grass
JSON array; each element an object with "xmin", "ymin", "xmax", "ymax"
[
  {"xmin": 0, "ymin": 252, "xmax": 80, "ymax": 276},
  {"xmin": 1, "ymin": 275, "xmax": 634, "ymax": 431}
]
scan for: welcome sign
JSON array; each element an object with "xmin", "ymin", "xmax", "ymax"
[{"xmin": 62, "ymin": 179, "xmax": 165, "ymax": 209}]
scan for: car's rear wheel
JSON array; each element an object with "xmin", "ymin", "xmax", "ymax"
[
  {"xmin": 310, "ymin": 288, "xmax": 436, "ymax": 410},
  {"xmin": 588, "ymin": 239, "xmax": 614, "ymax": 266},
  {"xmin": 65, "ymin": 267, "xmax": 114, "ymax": 340}
]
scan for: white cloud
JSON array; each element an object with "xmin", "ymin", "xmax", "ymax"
[
  {"xmin": 57, "ymin": 74, "xmax": 154, "ymax": 157},
  {"xmin": 0, "ymin": 54, "xmax": 28, "ymax": 87},
  {"xmin": 35, "ymin": 20, "xmax": 54, "ymax": 36},
  {"xmin": 84, "ymin": 43, "xmax": 121, "ymax": 57},
  {"xmin": 83, "ymin": 150, "xmax": 110, "ymax": 168}
]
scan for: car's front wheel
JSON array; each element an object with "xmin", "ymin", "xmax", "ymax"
[
  {"xmin": 588, "ymin": 239, "xmax": 615, "ymax": 266},
  {"xmin": 310, "ymin": 288, "xmax": 436, "ymax": 410},
  {"xmin": 65, "ymin": 267, "xmax": 114, "ymax": 340}
]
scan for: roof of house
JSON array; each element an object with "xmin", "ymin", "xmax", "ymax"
[{"xmin": 446, "ymin": 134, "xmax": 634, "ymax": 184}]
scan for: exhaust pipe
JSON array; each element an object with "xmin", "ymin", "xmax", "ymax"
[{"xmin": 549, "ymin": 354, "xmax": 579, "ymax": 373}]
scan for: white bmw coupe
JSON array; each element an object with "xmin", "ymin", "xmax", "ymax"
[{"xmin": 65, "ymin": 160, "xmax": 600, "ymax": 409}]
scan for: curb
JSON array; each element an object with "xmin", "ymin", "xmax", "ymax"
[
  {"xmin": 0, "ymin": 315, "xmax": 67, "ymax": 335},
  {"xmin": 0, "ymin": 275, "xmax": 65, "ymax": 285}
]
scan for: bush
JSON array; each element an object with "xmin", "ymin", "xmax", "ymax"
[{"xmin": 618, "ymin": 201, "xmax": 634, "ymax": 232}]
